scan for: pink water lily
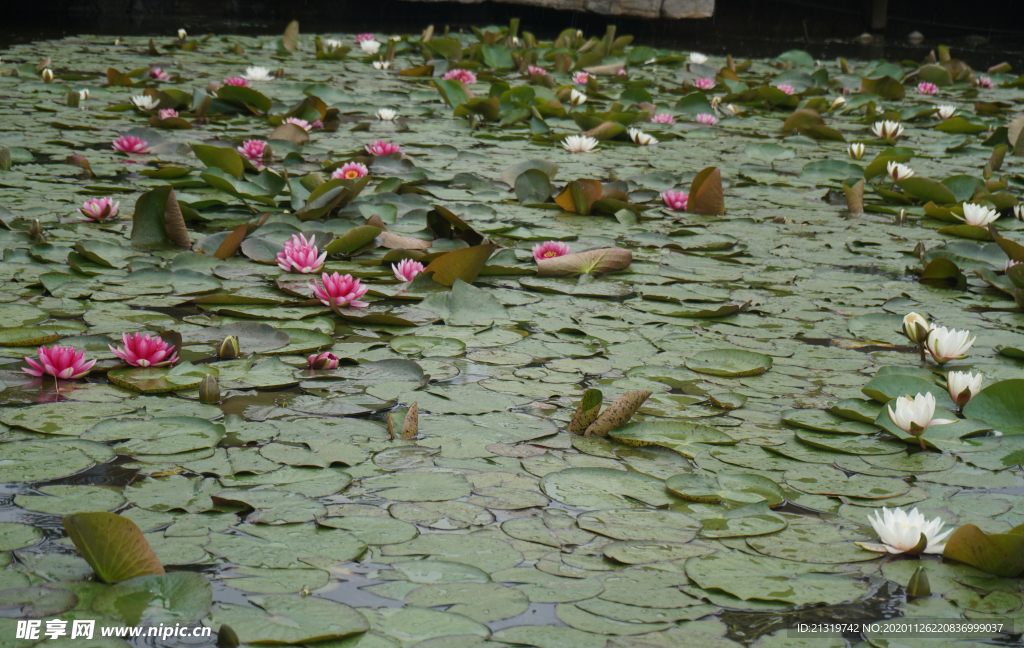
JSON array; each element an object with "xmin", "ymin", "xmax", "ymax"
[
  {"xmin": 442, "ymin": 69, "xmax": 477, "ymax": 84},
  {"xmin": 158, "ymin": 108, "xmax": 178, "ymax": 120},
  {"xmin": 222, "ymin": 76, "xmax": 251, "ymax": 88},
  {"xmin": 694, "ymin": 78, "xmax": 715, "ymax": 90},
  {"xmin": 976, "ymin": 75, "xmax": 994, "ymax": 88},
  {"xmin": 310, "ymin": 272, "xmax": 369, "ymax": 308},
  {"xmin": 23, "ymin": 345, "xmax": 96, "ymax": 380},
  {"xmin": 776, "ymin": 84, "xmax": 795, "ymax": 95},
  {"xmin": 573, "ymin": 72, "xmax": 589, "ymax": 85},
  {"xmin": 695, "ymin": 113, "xmax": 718, "ymax": 126},
  {"xmin": 284, "ymin": 117, "xmax": 311, "ymax": 132},
  {"xmin": 237, "ymin": 139, "xmax": 267, "ymax": 167},
  {"xmin": 277, "ymin": 233, "xmax": 327, "ymax": 274},
  {"xmin": 112, "ymin": 135, "xmax": 150, "ymax": 154},
  {"xmin": 149, "ymin": 67, "xmax": 169, "ymax": 81},
  {"xmin": 393, "ymin": 258, "xmax": 425, "ymax": 282},
  {"xmin": 651, "ymin": 113, "xmax": 675, "ymax": 124},
  {"xmin": 308, "ymin": 351, "xmax": 340, "ymax": 370},
  {"xmin": 527, "ymin": 65, "xmax": 547, "ymax": 76},
  {"xmin": 916, "ymin": 81, "xmax": 938, "ymax": 95},
  {"xmin": 661, "ymin": 190, "xmax": 689, "ymax": 211},
  {"xmin": 331, "ymin": 162, "xmax": 368, "ymax": 180},
  {"xmin": 355, "ymin": 33, "xmax": 375, "ymax": 43},
  {"xmin": 532, "ymin": 241, "xmax": 571, "ymax": 262},
  {"xmin": 365, "ymin": 140, "xmax": 401, "ymax": 156},
  {"xmin": 109, "ymin": 333, "xmax": 178, "ymax": 368},
  {"xmin": 78, "ymin": 197, "xmax": 120, "ymax": 222}
]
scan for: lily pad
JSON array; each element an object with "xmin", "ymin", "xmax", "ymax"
[{"xmin": 686, "ymin": 350, "xmax": 773, "ymax": 377}]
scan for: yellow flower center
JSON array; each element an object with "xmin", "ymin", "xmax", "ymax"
[
  {"xmin": 543, "ymin": 251, "xmax": 559, "ymax": 258},
  {"xmin": 345, "ymin": 170, "xmax": 359, "ymax": 179}
]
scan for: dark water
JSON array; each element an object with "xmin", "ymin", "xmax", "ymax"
[{"xmin": 2, "ymin": 0, "xmax": 1023, "ymax": 70}]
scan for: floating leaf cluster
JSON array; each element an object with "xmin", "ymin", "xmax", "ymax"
[{"xmin": 0, "ymin": 18, "xmax": 1022, "ymax": 646}]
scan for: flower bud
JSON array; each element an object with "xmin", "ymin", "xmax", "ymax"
[
  {"xmin": 178, "ymin": 29, "xmax": 188, "ymax": 41},
  {"xmin": 308, "ymin": 351, "xmax": 340, "ymax": 370},
  {"xmin": 831, "ymin": 96, "xmax": 846, "ymax": 109},
  {"xmin": 29, "ymin": 219, "xmax": 44, "ymax": 244},
  {"xmin": 947, "ymin": 371, "xmax": 982, "ymax": 408},
  {"xmin": 42, "ymin": 69, "xmax": 54, "ymax": 83},
  {"xmin": 217, "ymin": 335, "xmax": 240, "ymax": 358},
  {"xmin": 906, "ymin": 565, "xmax": 930, "ymax": 598},
  {"xmin": 79, "ymin": 89, "xmax": 89, "ymax": 102},
  {"xmin": 848, "ymin": 143, "xmax": 865, "ymax": 160},
  {"xmin": 199, "ymin": 374, "xmax": 220, "ymax": 403},
  {"xmin": 901, "ymin": 312, "xmax": 931, "ymax": 344}
]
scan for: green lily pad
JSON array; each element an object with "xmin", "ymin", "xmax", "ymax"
[
  {"xmin": 686, "ymin": 350, "xmax": 773, "ymax": 377},
  {"xmin": 666, "ymin": 473, "xmax": 785, "ymax": 507},
  {"xmin": 540, "ymin": 468, "xmax": 680, "ymax": 509},
  {"xmin": 206, "ymin": 594, "xmax": 369, "ymax": 644},
  {"xmin": 92, "ymin": 572, "xmax": 211, "ymax": 625}
]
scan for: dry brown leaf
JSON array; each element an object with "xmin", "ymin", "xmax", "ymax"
[
  {"xmin": 584, "ymin": 390, "xmax": 652, "ymax": 437},
  {"xmin": 536, "ymin": 247, "xmax": 632, "ymax": 277},
  {"xmin": 215, "ymin": 224, "xmax": 247, "ymax": 260},
  {"xmin": 401, "ymin": 402, "xmax": 419, "ymax": 440},
  {"xmin": 268, "ymin": 123, "xmax": 309, "ymax": 145},
  {"xmin": 379, "ymin": 231, "xmax": 432, "ymax": 250},
  {"xmin": 164, "ymin": 189, "xmax": 190, "ymax": 248}
]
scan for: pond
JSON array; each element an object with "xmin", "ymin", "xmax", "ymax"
[{"xmin": 1, "ymin": 19, "xmax": 1024, "ymax": 648}]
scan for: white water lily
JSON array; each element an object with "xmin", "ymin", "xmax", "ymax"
[
  {"xmin": 1013, "ymin": 205, "xmax": 1023, "ymax": 221},
  {"xmin": 689, "ymin": 52, "xmax": 708, "ymax": 64},
  {"xmin": 848, "ymin": 143, "xmax": 865, "ymax": 159},
  {"xmin": 858, "ymin": 507, "xmax": 953, "ymax": 555},
  {"xmin": 887, "ymin": 392, "xmax": 955, "ymax": 450},
  {"xmin": 561, "ymin": 135, "xmax": 598, "ymax": 153},
  {"xmin": 324, "ymin": 38, "xmax": 343, "ymax": 50},
  {"xmin": 956, "ymin": 202, "xmax": 1000, "ymax": 227},
  {"xmin": 178, "ymin": 29, "xmax": 187, "ymax": 40},
  {"xmin": 373, "ymin": 59, "xmax": 392, "ymax": 70},
  {"xmin": 360, "ymin": 40, "xmax": 382, "ymax": 55},
  {"xmin": 925, "ymin": 326, "xmax": 976, "ymax": 364},
  {"xmin": 78, "ymin": 89, "xmax": 89, "ymax": 103},
  {"xmin": 244, "ymin": 66, "xmax": 273, "ymax": 82},
  {"xmin": 947, "ymin": 371, "xmax": 982, "ymax": 408},
  {"xmin": 887, "ymin": 161, "xmax": 914, "ymax": 181},
  {"xmin": 901, "ymin": 312, "xmax": 932, "ymax": 344},
  {"xmin": 871, "ymin": 120, "xmax": 904, "ymax": 140},
  {"xmin": 569, "ymin": 89, "xmax": 587, "ymax": 107},
  {"xmin": 377, "ymin": 108, "xmax": 397, "ymax": 121},
  {"xmin": 831, "ymin": 96, "xmax": 846, "ymax": 109},
  {"xmin": 627, "ymin": 128, "xmax": 658, "ymax": 146},
  {"xmin": 131, "ymin": 94, "xmax": 159, "ymax": 110},
  {"xmin": 936, "ymin": 104, "xmax": 956, "ymax": 119}
]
